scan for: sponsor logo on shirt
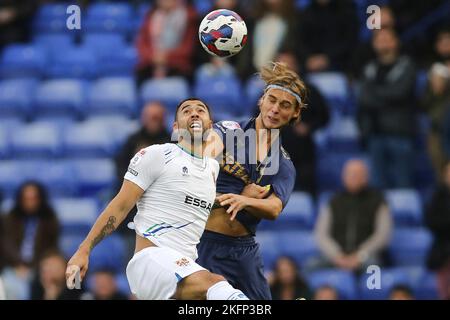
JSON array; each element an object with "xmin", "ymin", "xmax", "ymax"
[
  {"xmin": 184, "ymin": 195, "xmax": 212, "ymax": 211},
  {"xmin": 127, "ymin": 167, "xmax": 138, "ymax": 176},
  {"xmin": 175, "ymin": 257, "xmax": 190, "ymax": 267},
  {"xmin": 182, "ymin": 166, "xmax": 189, "ymax": 176}
]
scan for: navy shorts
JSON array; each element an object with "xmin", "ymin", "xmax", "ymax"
[{"xmin": 196, "ymin": 230, "xmax": 272, "ymax": 300}]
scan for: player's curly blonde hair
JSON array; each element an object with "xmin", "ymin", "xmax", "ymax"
[{"xmin": 258, "ymin": 62, "xmax": 307, "ymax": 123}]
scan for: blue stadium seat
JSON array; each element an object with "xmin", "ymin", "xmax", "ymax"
[
  {"xmin": 0, "ymin": 78, "xmax": 38, "ymax": 118},
  {"xmin": 359, "ymin": 267, "xmax": 418, "ymax": 300},
  {"xmin": 307, "ymin": 72, "xmax": 350, "ymax": 116},
  {"xmin": 71, "ymin": 159, "xmax": 116, "ymax": 196},
  {"xmin": 0, "ymin": 160, "xmax": 77, "ymax": 197},
  {"xmin": 46, "ymin": 46, "xmax": 98, "ymax": 79},
  {"xmin": 414, "ymin": 271, "xmax": 439, "ymax": 300},
  {"xmin": 317, "ymin": 191, "xmax": 333, "ymax": 213},
  {"xmin": 277, "ymin": 231, "xmax": 320, "ymax": 268},
  {"xmin": 0, "ymin": 45, "xmax": 47, "ymax": 78},
  {"xmin": 82, "ymin": 33, "xmax": 127, "ymax": 57},
  {"xmin": 84, "ymin": 3, "xmax": 133, "ymax": 34},
  {"xmin": 63, "ymin": 121, "xmax": 118, "ymax": 158},
  {"xmin": 140, "ymin": 77, "xmax": 190, "ymax": 112},
  {"xmin": 89, "ymin": 234, "xmax": 126, "ymax": 274},
  {"xmin": 34, "ymin": 79, "xmax": 87, "ymax": 119},
  {"xmin": 97, "ymin": 45, "xmax": 138, "ymax": 77},
  {"xmin": 307, "ymin": 269, "xmax": 357, "ymax": 300},
  {"xmin": 60, "ymin": 233, "xmax": 86, "ymax": 259},
  {"xmin": 10, "ymin": 122, "xmax": 61, "ymax": 158},
  {"xmin": 194, "ymin": 76, "xmax": 243, "ymax": 116},
  {"xmin": 255, "ymin": 231, "xmax": 280, "ymax": 271},
  {"xmin": 324, "ymin": 117, "xmax": 361, "ymax": 153},
  {"xmin": 272, "ymin": 192, "xmax": 315, "ymax": 229},
  {"xmin": 385, "ymin": 189, "xmax": 423, "ymax": 226},
  {"xmin": 32, "ymin": 2, "xmax": 73, "ymax": 34},
  {"xmin": 53, "ymin": 198, "xmax": 99, "ymax": 234},
  {"xmin": 33, "ymin": 34, "xmax": 75, "ymax": 56},
  {"xmin": 87, "ymin": 77, "xmax": 137, "ymax": 117},
  {"xmin": 388, "ymin": 228, "xmax": 433, "ymax": 266},
  {"xmin": 87, "ymin": 115, "xmax": 140, "ymax": 148}
]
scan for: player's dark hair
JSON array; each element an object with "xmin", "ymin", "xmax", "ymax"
[
  {"xmin": 174, "ymin": 98, "xmax": 213, "ymax": 122},
  {"xmin": 10, "ymin": 180, "xmax": 57, "ymax": 219}
]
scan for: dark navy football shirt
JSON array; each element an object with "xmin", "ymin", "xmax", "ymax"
[{"xmin": 213, "ymin": 118, "xmax": 296, "ymax": 235}]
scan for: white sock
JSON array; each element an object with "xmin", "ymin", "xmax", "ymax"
[{"xmin": 206, "ymin": 281, "xmax": 249, "ymax": 300}]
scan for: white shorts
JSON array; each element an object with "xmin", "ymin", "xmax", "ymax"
[{"xmin": 126, "ymin": 246, "xmax": 206, "ymax": 300}]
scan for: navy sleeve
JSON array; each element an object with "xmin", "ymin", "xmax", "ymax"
[{"xmin": 271, "ymin": 159, "xmax": 296, "ymax": 208}]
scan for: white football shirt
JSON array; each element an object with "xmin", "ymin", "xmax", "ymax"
[{"xmin": 124, "ymin": 143, "xmax": 219, "ymax": 260}]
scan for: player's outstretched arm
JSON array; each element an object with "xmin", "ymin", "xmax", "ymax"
[
  {"xmin": 217, "ymin": 193, "xmax": 283, "ymax": 221},
  {"xmin": 66, "ymin": 180, "xmax": 144, "ymax": 288}
]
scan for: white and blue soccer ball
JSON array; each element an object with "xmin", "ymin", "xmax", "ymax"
[{"xmin": 198, "ymin": 9, "xmax": 247, "ymax": 58}]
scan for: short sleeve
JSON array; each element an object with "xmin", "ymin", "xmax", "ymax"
[
  {"xmin": 271, "ymin": 160, "xmax": 296, "ymax": 208},
  {"xmin": 124, "ymin": 145, "xmax": 164, "ymax": 191}
]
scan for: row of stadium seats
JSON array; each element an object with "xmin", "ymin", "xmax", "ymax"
[
  {"xmin": 256, "ymin": 227, "xmax": 433, "ymax": 270},
  {"xmin": 305, "ymin": 267, "xmax": 438, "ymax": 300},
  {"xmin": 0, "ymin": 117, "xmax": 139, "ymax": 158},
  {"xmin": 0, "ymin": 76, "xmax": 261, "ymax": 118}
]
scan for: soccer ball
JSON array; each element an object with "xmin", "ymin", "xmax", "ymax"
[{"xmin": 198, "ymin": 9, "xmax": 247, "ymax": 58}]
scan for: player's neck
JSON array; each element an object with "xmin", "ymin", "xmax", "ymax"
[{"xmin": 177, "ymin": 139, "xmax": 205, "ymax": 159}]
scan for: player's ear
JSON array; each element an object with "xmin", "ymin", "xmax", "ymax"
[{"xmin": 172, "ymin": 121, "xmax": 179, "ymax": 142}]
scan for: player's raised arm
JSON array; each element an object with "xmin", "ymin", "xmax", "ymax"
[{"xmin": 65, "ymin": 179, "xmax": 143, "ymax": 288}]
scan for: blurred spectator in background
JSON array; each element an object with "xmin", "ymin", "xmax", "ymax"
[
  {"xmin": 30, "ymin": 251, "xmax": 83, "ymax": 300},
  {"xmin": 268, "ymin": 256, "xmax": 312, "ymax": 300},
  {"xmin": 115, "ymin": 101, "xmax": 171, "ymax": 188},
  {"xmin": 357, "ymin": 28, "xmax": 417, "ymax": 189},
  {"xmin": 313, "ymin": 159, "xmax": 392, "ymax": 273},
  {"xmin": 0, "ymin": 0, "xmax": 35, "ymax": 49},
  {"xmin": 236, "ymin": 0, "xmax": 299, "ymax": 80},
  {"xmin": 115, "ymin": 102, "xmax": 171, "ymax": 259},
  {"xmin": 389, "ymin": 284, "xmax": 415, "ymax": 300},
  {"xmin": 277, "ymin": 51, "xmax": 329, "ymax": 195},
  {"xmin": 421, "ymin": 62, "xmax": 450, "ymax": 178},
  {"xmin": 84, "ymin": 269, "xmax": 128, "ymax": 300},
  {"xmin": 135, "ymin": 0, "xmax": 197, "ymax": 87},
  {"xmin": 2, "ymin": 181, "xmax": 60, "ymax": 270},
  {"xmin": 313, "ymin": 285, "xmax": 339, "ymax": 300},
  {"xmin": 435, "ymin": 27, "xmax": 450, "ymax": 68},
  {"xmin": 350, "ymin": 5, "xmax": 397, "ymax": 79},
  {"xmin": 426, "ymin": 161, "xmax": 450, "ymax": 300},
  {"xmin": 298, "ymin": 0, "xmax": 358, "ymax": 73}
]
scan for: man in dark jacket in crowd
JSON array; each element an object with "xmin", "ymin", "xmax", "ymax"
[
  {"xmin": 358, "ymin": 28, "xmax": 417, "ymax": 188},
  {"xmin": 313, "ymin": 159, "xmax": 392, "ymax": 273}
]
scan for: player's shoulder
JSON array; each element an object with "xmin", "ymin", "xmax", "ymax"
[{"xmin": 279, "ymin": 145, "xmax": 296, "ymax": 172}]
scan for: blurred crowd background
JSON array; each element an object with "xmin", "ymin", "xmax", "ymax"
[{"xmin": 0, "ymin": 0, "xmax": 450, "ymax": 300}]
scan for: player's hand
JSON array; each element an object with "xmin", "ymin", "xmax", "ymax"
[
  {"xmin": 217, "ymin": 193, "xmax": 250, "ymax": 221},
  {"xmin": 241, "ymin": 183, "xmax": 270, "ymax": 199},
  {"xmin": 65, "ymin": 249, "xmax": 89, "ymax": 289}
]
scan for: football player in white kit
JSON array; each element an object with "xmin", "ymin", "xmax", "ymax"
[{"xmin": 65, "ymin": 98, "xmax": 249, "ymax": 300}]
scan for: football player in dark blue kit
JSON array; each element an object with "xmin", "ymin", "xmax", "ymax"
[{"xmin": 197, "ymin": 62, "xmax": 308, "ymax": 300}]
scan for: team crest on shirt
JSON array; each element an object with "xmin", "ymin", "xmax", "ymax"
[
  {"xmin": 175, "ymin": 257, "xmax": 190, "ymax": 267},
  {"xmin": 130, "ymin": 149, "xmax": 145, "ymax": 167},
  {"xmin": 221, "ymin": 121, "xmax": 241, "ymax": 130},
  {"xmin": 182, "ymin": 166, "xmax": 189, "ymax": 176}
]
